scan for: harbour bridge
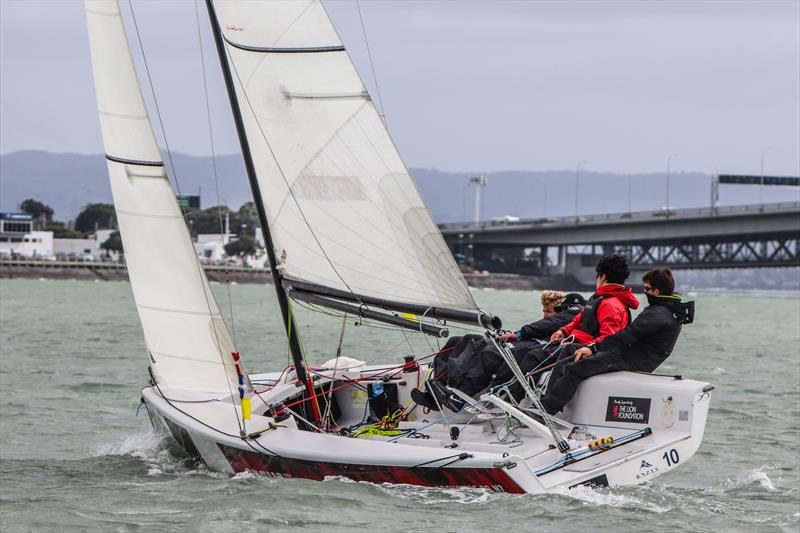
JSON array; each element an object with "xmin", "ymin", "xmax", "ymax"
[{"xmin": 439, "ymin": 202, "xmax": 800, "ymax": 284}]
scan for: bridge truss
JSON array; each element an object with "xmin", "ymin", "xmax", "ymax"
[{"xmin": 579, "ymin": 235, "xmax": 799, "ymax": 270}]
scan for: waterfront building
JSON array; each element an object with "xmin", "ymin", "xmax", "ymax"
[
  {"xmin": 0, "ymin": 213, "xmax": 54, "ymax": 258},
  {"xmin": 195, "ymin": 233, "xmax": 234, "ymax": 263},
  {"xmin": 52, "ymin": 229, "xmax": 118, "ymax": 261}
]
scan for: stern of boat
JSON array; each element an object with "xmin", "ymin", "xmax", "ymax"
[{"xmin": 553, "ymin": 371, "xmax": 713, "ymax": 488}]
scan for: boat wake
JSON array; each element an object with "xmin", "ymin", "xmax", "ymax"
[
  {"xmin": 322, "ymin": 476, "xmax": 501, "ymax": 504},
  {"xmin": 90, "ymin": 430, "xmax": 210, "ymax": 477},
  {"xmin": 552, "ymin": 484, "xmax": 672, "ymax": 513}
]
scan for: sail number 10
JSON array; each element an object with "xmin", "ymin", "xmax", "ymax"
[{"xmin": 662, "ymin": 449, "xmax": 680, "ymax": 466}]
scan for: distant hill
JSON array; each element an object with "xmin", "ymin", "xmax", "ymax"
[
  {"xmin": 1, "ymin": 150, "xmax": 795, "ymax": 222},
  {"xmin": 0, "ymin": 150, "xmax": 248, "ymax": 220}
]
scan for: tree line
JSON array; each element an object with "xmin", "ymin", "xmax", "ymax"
[{"xmin": 19, "ymin": 199, "xmax": 262, "ymax": 257}]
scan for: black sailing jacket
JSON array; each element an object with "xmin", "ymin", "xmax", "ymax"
[
  {"xmin": 518, "ymin": 305, "xmax": 582, "ymax": 341},
  {"xmin": 591, "ymin": 294, "xmax": 695, "ymax": 372}
]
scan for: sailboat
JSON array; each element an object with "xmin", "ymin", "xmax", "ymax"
[{"xmin": 85, "ymin": 0, "xmax": 713, "ymax": 494}]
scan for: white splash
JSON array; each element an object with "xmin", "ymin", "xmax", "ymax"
[
  {"xmin": 718, "ymin": 466, "xmax": 779, "ymax": 493},
  {"xmin": 746, "ymin": 468, "xmax": 777, "ymax": 491},
  {"xmin": 377, "ymin": 483, "xmax": 498, "ymax": 504},
  {"xmin": 90, "ymin": 430, "xmax": 194, "ymax": 476},
  {"xmin": 91, "ymin": 430, "xmax": 164, "ymax": 457},
  {"xmin": 322, "ymin": 476, "xmax": 499, "ymax": 504},
  {"xmin": 555, "ymin": 485, "xmax": 671, "ymax": 513}
]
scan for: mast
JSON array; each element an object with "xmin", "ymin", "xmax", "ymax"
[{"xmin": 204, "ymin": 0, "xmax": 310, "ymax": 389}]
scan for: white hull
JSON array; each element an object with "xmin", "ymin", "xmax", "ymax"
[{"xmin": 142, "ymin": 365, "xmax": 712, "ymax": 494}]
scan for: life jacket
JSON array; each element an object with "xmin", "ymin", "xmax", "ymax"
[{"xmin": 576, "ymin": 292, "xmax": 633, "ymax": 337}]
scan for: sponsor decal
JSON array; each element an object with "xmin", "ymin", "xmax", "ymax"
[
  {"xmin": 606, "ymin": 396, "xmax": 651, "ymax": 424},
  {"xmin": 226, "ymin": 25, "xmax": 244, "ymax": 32}
]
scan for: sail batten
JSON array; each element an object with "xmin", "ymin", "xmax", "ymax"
[
  {"xmin": 105, "ymin": 154, "xmax": 164, "ymax": 167},
  {"xmin": 212, "ymin": 0, "xmax": 477, "ymax": 313},
  {"xmin": 223, "ymin": 39, "xmax": 345, "ymax": 54}
]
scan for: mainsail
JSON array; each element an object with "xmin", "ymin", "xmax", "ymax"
[
  {"xmin": 85, "ymin": 0, "xmax": 239, "ymax": 394},
  {"xmin": 210, "ymin": 0, "xmax": 477, "ymax": 314}
]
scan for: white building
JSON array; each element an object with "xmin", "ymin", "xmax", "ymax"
[
  {"xmin": 52, "ymin": 229, "xmax": 118, "ymax": 260},
  {"xmin": 195, "ymin": 233, "xmax": 233, "ymax": 263},
  {"xmin": 53, "ymin": 237, "xmax": 99, "ymax": 259},
  {"xmin": 0, "ymin": 213, "xmax": 54, "ymax": 258}
]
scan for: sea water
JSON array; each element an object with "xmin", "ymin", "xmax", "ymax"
[{"xmin": 1, "ymin": 279, "xmax": 798, "ymax": 532}]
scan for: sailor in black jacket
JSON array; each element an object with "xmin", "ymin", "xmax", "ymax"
[
  {"xmin": 493, "ymin": 293, "xmax": 586, "ymax": 389},
  {"xmin": 540, "ymin": 268, "xmax": 694, "ymax": 415},
  {"xmin": 587, "ymin": 292, "xmax": 693, "ymax": 372},
  {"xmin": 514, "ymin": 293, "xmax": 587, "ymax": 343}
]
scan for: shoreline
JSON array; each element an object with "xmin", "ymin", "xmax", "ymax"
[
  {"xmin": 0, "ymin": 259, "xmax": 591, "ymax": 291},
  {"xmin": 3, "ymin": 260, "xmax": 797, "ymax": 293}
]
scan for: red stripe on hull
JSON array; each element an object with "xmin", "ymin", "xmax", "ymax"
[{"xmin": 218, "ymin": 443, "xmax": 524, "ymax": 493}]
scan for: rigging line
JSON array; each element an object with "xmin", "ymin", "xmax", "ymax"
[
  {"xmin": 259, "ymin": 104, "xmax": 457, "ymax": 290},
  {"xmin": 355, "ymin": 0, "xmax": 386, "ymax": 121},
  {"xmin": 418, "ymin": 306, "xmax": 439, "ymax": 356},
  {"xmin": 223, "ymin": 45, "xmax": 358, "ymax": 302},
  {"xmin": 125, "ymin": 1, "xmax": 182, "ymax": 202},
  {"xmin": 273, "ymin": 220, "xmax": 458, "ymax": 298},
  {"xmin": 241, "ymin": 0, "xmax": 315, "ymax": 89},
  {"xmin": 322, "ymin": 0, "xmax": 470, "ymax": 306},
  {"xmin": 128, "ymin": 0, "xmax": 242, "ymax": 433},
  {"xmin": 291, "ymin": 298, "xmax": 422, "ymax": 365},
  {"xmin": 400, "ymin": 328, "xmax": 416, "ymax": 359},
  {"xmin": 275, "ymin": 233, "xmax": 466, "ymax": 303},
  {"xmin": 292, "ymin": 298, "xmax": 440, "ymax": 338},
  {"xmin": 346, "ymin": 114, "xmax": 473, "ymax": 295},
  {"xmin": 348, "ymin": 110, "xmax": 474, "ymax": 301},
  {"xmin": 322, "ymin": 313, "xmax": 348, "ymax": 428},
  {"xmin": 194, "ymin": 0, "xmax": 236, "ymax": 348},
  {"xmin": 286, "ymin": 130, "xmax": 471, "ymax": 294},
  {"xmin": 487, "ymin": 334, "xmax": 569, "ymax": 452}
]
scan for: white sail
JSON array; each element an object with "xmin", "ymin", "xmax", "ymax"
[
  {"xmin": 85, "ymin": 0, "xmax": 239, "ymax": 394},
  {"xmin": 213, "ymin": 0, "xmax": 476, "ymax": 311}
]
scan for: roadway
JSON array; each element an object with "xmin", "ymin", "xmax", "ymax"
[{"xmin": 440, "ymin": 202, "xmax": 800, "ymax": 247}]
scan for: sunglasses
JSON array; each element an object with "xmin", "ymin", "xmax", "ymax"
[{"xmin": 644, "ymin": 285, "xmax": 655, "ymax": 292}]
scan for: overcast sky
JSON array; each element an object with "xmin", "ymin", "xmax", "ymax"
[{"xmin": 1, "ymin": 0, "xmax": 798, "ymax": 176}]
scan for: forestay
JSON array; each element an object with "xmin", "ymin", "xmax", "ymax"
[
  {"xmin": 85, "ymin": 0, "xmax": 239, "ymax": 394},
  {"xmin": 212, "ymin": 0, "xmax": 476, "ymax": 312}
]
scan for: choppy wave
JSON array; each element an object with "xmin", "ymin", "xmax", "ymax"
[
  {"xmin": 717, "ymin": 466, "xmax": 780, "ymax": 493},
  {"xmin": 89, "ymin": 431, "xmax": 206, "ymax": 477},
  {"xmin": 553, "ymin": 484, "xmax": 672, "ymax": 513}
]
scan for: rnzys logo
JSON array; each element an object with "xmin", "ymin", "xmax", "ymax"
[{"xmin": 636, "ymin": 460, "xmax": 660, "ymax": 480}]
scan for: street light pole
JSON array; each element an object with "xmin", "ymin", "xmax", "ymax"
[
  {"xmin": 469, "ymin": 175, "xmax": 488, "ymax": 226},
  {"xmin": 759, "ymin": 150, "xmax": 765, "ymax": 209},
  {"xmin": 627, "ymin": 175, "xmax": 633, "ymax": 214},
  {"xmin": 544, "ymin": 179, "xmax": 549, "ymax": 218},
  {"xmin": 666, "ymin": 154, "xmax": 677, "ymax": 217},
  {"xmin": 574, "ymin": 161, "xmax": 586, "ymax": 221},
  {"xmin": 574, "ymin": 168, "xmax": 579, "ymax": 219}
]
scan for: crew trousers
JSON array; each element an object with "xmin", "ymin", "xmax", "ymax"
[{"xmin": 540, "ymin": 349, "xmax": 630, "ymax": 414}]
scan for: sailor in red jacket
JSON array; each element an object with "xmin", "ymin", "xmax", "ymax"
[
  {"xmin": 550, "ymin": 255, "xmax": 639, "ymax": 346},
  {"xmin": 502, "ymin": 255, "xmax": 639, "ymax": 403}
]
